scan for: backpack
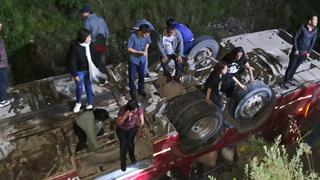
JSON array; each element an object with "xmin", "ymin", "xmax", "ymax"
[{"xmin": 175, "ymin": 23, "xmax": 194, "ymax": 43}]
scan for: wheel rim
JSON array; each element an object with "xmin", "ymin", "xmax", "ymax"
[
  {"xmin": 238, "ymin": 92, "xmax": 268, "ymax": 120},
  {"xmin": 187, "ymin": 116, "xmax": 219, "ymax": 141}
]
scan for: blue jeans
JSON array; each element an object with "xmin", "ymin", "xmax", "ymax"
[
  {"xmin": 128, "ymin": 60, "xmax": 146, "ymax": 93},
  {"xmin": 184, "ymin": 40, "xmax": 194, "ymax": 55},
  {"xmin": 0, "ymin": 68, "xmax": 9, "ymax": 101},
  {"xmin": 161, "ymin": 54, "xmax": 183, "ymax": 76},
  {"xmin": 75, "ymin": 71, "xmax": 93, "ymax": 105}
]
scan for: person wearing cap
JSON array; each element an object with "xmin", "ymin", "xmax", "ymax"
[
  {"xmin": 0, "ymin": 22, "xmax": 14, "ymax": 108},
  {"xmin": 127, "ymin": 24, "xmax": 152, "ymax": 99},
  {"xmin": 74, "ymin": 108, "xmax": 109, "ymax": 152},
  {"xmin": 79, "ymin": 4, "xmax": 110, "ymax": 78},
  {"xmin": 116, "ymin": 100, "xmax": 145, "ymax": 171}
]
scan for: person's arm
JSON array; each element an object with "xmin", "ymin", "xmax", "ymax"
[
  {"xmin": 137, "ymin": 109, "xmax": 145, "ymax": 138},
  {"xmin": 232, "ymin": 76, "xmax": 247, "ymax": 90},
  {"xmin": 245, "ymin": 62, "xmax": 254, "ymax": 83},
  {"xmin": 84, "ymin": 20, "xmax": 93, "ymax": 34},
  {"xmin": 69, "ymin": 46, "xmax": 79, "ymax": 81},
  {"xmin": 103, "ymin": 20, "xmax": 110, "ymax": 43},
  {"xmin": 176, "ymin": 30, "xmax": 184, "ymax": 56},
  {"xmin": 293, "ymin": 25, "xmax": 303, "ymax": 53},
  {"xmin": 206, "ymin": 88, "xmax": 212, "ymax": 100},
  {"xmin": 308, "ymin": 29, "xmax": 318, "ymax": 55},
  {"xmin": 116, "ymin": 109, "xmax": 130, "ymax": 126},
  {"xmin": 142, "ymin": 43, "xmax": 150, "ymax": 56}
]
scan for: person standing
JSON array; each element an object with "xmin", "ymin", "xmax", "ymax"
[
  {"xmin": 74, "ymin": 108, "xmax": 109, "ymax": 152},
  {"xmin": 116, "ymin": 100, "xmax": 145, "ymax": 171},
  {"xmin": 79, "ymin": 4, "xmax": 110, "ymax": 77},
  {"xmin": 283, "ymin": 14, "xmax": 318, "ymax": 88},
  {"xmin": 127, "ymin": 24, "xmax": 151, "ymax": 99},
  {"xmin": 0, "ymin": 22, "xmax": 14, "ymax": 108},
  {"xmin": 158, "ymin": 26, "xmax": 184, "ymax": 83},
  {"xmin": 69, "ymin": 28, "xmax": 107, "ymax": 113}
]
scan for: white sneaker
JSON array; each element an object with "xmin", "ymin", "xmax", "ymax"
[
  {"xmin": 73, "ymin": 103, "xmax": 82, "ymax": 113},
  {"xmin": 86, "ymin": 104, "xmax": 93, "ymax": 110}
]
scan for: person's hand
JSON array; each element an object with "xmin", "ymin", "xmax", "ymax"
[
  {"xmin": 74, "ymin": 76, "xmax": 80, "ymax": 82},
  {"xmin": 176, "ymin": 55, "xmax": 183, "ymax": 63},
  {"xmin": 306, "ymin": 53, "xmax": 310, "ymax": 57},
  {"xmin": 239, "ymin": 84, "xmax": 247, "ymax": 90},
  {"xmin": 161, "ymin": 55, "xmax": 168, "ymax": 63},
  {"xmin": 294, "ymin": 50, "xmax": 299, "ymax": 56},
  {"xmin": 206, "ymin": 98, "xmax": 213, "ymax": 105},
  {"xmin": 142, "ymin": 50, "xmax": 148, "ymax": 56}
]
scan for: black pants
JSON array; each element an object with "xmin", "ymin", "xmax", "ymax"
[
  {"xmin": 73, "ymin": 123, "xmax": 104, "ymax": 152},
  {"xmin": 284, "ymin": 53, "xmax": 306, "ymax": 81},
  {"xmin": 116, "ymin": 126, "xmax": 137, "ymax": 163}
]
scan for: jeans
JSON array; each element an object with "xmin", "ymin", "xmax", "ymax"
[
  {"xmin": 284, "ymin": 53, "xmax": 306, "ymax": 81},
  {"xmin": 0, "ymin": 67, "xmax": 8, "ymax": 101},
  {"xmin": 74, "ymin": 123, "xmax": 104, "ymax": 152},
  {"xmin": 116, "ymin": 126, "xmax": 137, "ymax": 163},
  {"xmin": 128, "ymin": 60, "xmax": 146, "ymax": 93},
  {"xmin": 161, "ymin": 54, "xmax": 183, "ymax": 77},
  {"xmin": 184, "ymin": 40, "xmax": 194, "ymax": 55},
  {"xmin": 75, "ymin": 71, "xmax": 93, "ymax": 105}
]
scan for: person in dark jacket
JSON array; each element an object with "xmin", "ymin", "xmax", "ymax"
[
  {"xmin": 74, "ymin": 108, "xmax": 109, "ymax": 152},
  {"xmin": 70, "ymin": 28, "xmax": 106, "ymax": 113},
  {"xmin": 204, "ymin": 62, "xmax": 228, "ymax": 110},
  {"xmin": 116, "ymin": 100, "xmax": 145, "ymax": 171},
  {"xmin": 283, "ymin": 15, "xmax": 318, "ymax": 88},
  {"xmin": 222, "ymin": 47, "xmax": 254, "ymax": 83},
  {"xmin": 0, "ymin": 22, "xmax": 14, "ymax": 108},
  {"xmin": 80, "ymin": 4, "xmax": 109, "ymax": 81}
]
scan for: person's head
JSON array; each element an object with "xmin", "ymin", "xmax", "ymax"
[
  {"xmin": 213, "ymin": 62, "xmax": 228, "ymax": 75},
  {"xmin": 126, "ymin": 99, "xmax": 139, "ymax": 112},
  {"xmin": 138, "ymin": 24, "xmax": 151, "ymax": 37},
  {"xmin": 164, "ymin": 26, "xmax": 176, "ymax": 37},
  {"xmin": 229, "ymin": 47, "xmax": 245, "ymax": 61},
  {"xmin": 308, "ymin": 14, "xmax": 318, "ymax": 27},
  {"xmin": 76, "ymin": 28, "xmax": 91, "ymax": 43},
  {"xmin": 79, "ymin": 4, "xmax": 92, "ymax": 19},
  {"xmin": 166, "ymin": 18, "xmax": 176, "ymax": 29},
  {"xmin": 93, "ymin": 108, "xmax": 109, "ymax": 121}
]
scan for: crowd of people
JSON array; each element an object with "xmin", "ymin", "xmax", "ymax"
[{"xmin": 0, "ymin": 4, "xmax": 318, "ymax": 173}]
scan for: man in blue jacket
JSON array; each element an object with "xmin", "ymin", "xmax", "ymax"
[{"xmin": 283, "ymin": 15, "xmax": 318, "ymax": 88}]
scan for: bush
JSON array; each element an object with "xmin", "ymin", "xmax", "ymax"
[{"xmin": 244, "ymin": 136, "xmax": 319, "ymax": 180}]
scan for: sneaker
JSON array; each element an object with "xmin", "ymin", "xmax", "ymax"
[
  {"xmin": 138, "ymin": 90, "xmax": 147, "ymax": 97},
  {"xmin": 173, "ymin": 75, "xmax": 181, "ymax": 83},
  {"xmin": 130, "ymin": 91, "xmax": 137, "ymax": 100},
  {"xmin": 86, "ymin": 104, "xmax": 93, "ymax": 110},
  {"xmin": 73, "ymin": 103, "xmax": 82, "ymax": 113},
  {"xmin": 166, "ymin": 76, "xmax": 173, "ymax": 83},
  {"xmin": 0, "ymin": 99, "xmax": 13, "ymax": 108}
]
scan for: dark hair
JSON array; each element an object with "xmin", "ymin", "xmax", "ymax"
[
  {"xmin": 126, "ymin": 100, "xmax": 139, "ymax": 111},
  {"xmin": 213, "ymin": 62, "xmax": 227, "ymax": 74},
  {"xmin": 308, "ymin": 14, "xmax": 318, "ymax": 21},
  {"xmin": 76, "ymin": 28, "xmax": 91, "ymax": 43},
  {"xmin": 139, "ymin": 24, "xmax": 150, "ymax": 33},
  {"xmin": 222, "ymin": 46, "xmax": 245, "ymax": 64},
  {"xmin": 166, "ymin": 18, "xmax": 176, "ymax": 27},
  {"xmin": 93, "ymin": 108, "xmax": 109, "ymax": 121}
]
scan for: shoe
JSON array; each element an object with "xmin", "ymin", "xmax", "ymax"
[
  {"xmin": 173, "ymin": 75, "xmax": 181, "ymax": 83},
  {"xmin": 130, "ymin": 91, "xmax": 137, "ymax": 100},
  {"xmin": 120, "ymin": 161, "xmax": 126, "ymax": 171},
  {"xmin": 86, "ymin": 104, "xmax": 93, "ymax": 110},
  {"xmin": 138, "ymin": 90, "xmax": 147, "ymax": 97},
  {"xmin": 130, "ymin": 156, "xmax": 136, "ymax": 164},
  {"xmin": 73, "ymin": 103, "xmax": 82, "ymax": 113},
  {"xmin": 0, "ymin": 98, "xmax": 13, "ymax": 108},
  {"xmin": 166, "ymin": 76, "xmax": 173, "ymax": 83}
]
